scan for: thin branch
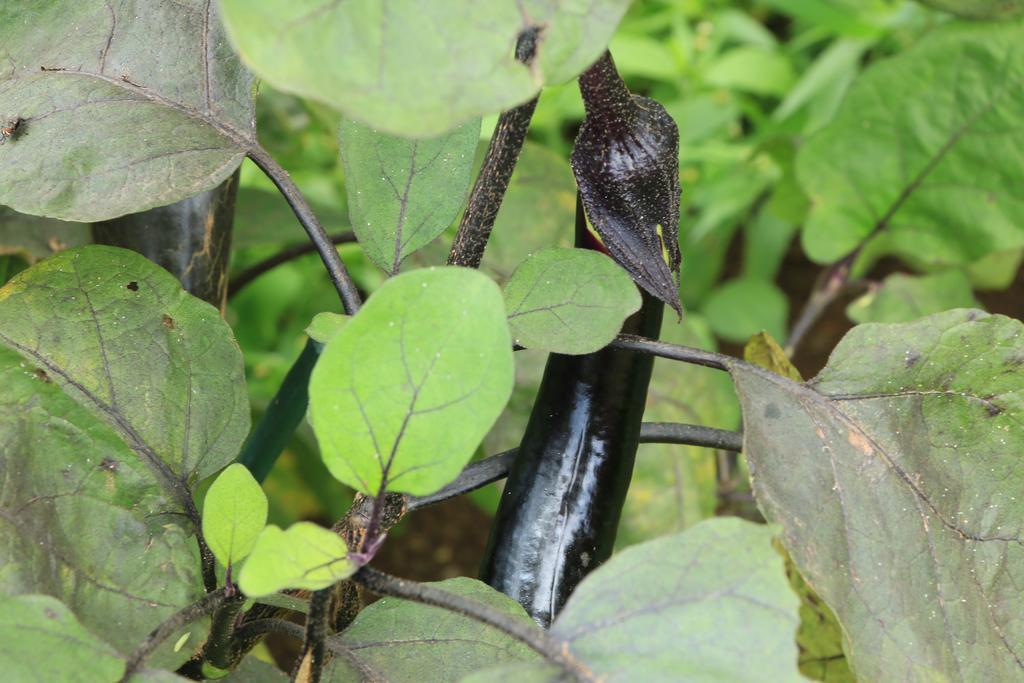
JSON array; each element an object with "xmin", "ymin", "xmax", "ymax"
[
  {"xmin": 447, "ymin": 28, "xmax": 541, "ymax": 268},
  {"xmin": 640, "ymin": 422, "xmax": 744, "ymax": 451},
  {"xmin": 408, "ymin": 422, "xmax": 743, "ymax": 510},
  {"xmin": 121, "ymin": 589, "xmax": 227, "ymax": 682},
  {"xmin": 229, "ymin": 231, "xmax": 357, "ymax": 299},
  {"xmin": 610, "ymin": 334, "xmax": 733, "ymax": 371},
  {"xmin": 352, "ymin": 566, "xmax": 596, "ymax": 682},
  {"xmin": 784, "ymin": 253, "xmax": 857, "ymax": 357},
  {"xmin": 248, "ymin": 146, "xmax": 362, "ymax": 314}
]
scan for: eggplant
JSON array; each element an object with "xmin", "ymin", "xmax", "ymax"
[
  {"xmin": 480, "ymin": 200, "xmax": 664, "ymax": 626},
  {"xmin": 571, "ymin": 52, "xmax": 681, "ymax": 315},
  {"xmin": 92, "ymin": 170, "xmax": 239, "ymax": 309},
  {"xmin": 480, "ymin": 52, "xmax": 679, "ymax": 626}
]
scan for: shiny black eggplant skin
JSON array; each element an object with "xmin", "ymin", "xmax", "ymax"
[
  {"xmin": 92, "ymin": 170, "xmax": 239, "ymax": 308},
  {"xmin": 480, "ymin": 203, "xmax": 664, "ymax": 627}
]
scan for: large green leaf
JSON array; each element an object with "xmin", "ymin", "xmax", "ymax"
[
  {"xmin": 504, "ymin": 248, "xmax": 640, "ymax": 355},
  {"xmin": 0, "ymin": 247, "xmax": 248, "ymax": 664},
  {"xmin": 0, "ymin": 1, "xmax": 254, "ymax": 222},
  {"xmin": 919, "ymin": 0, "xmax": 1024, "ymax": 19},
  {"xmin": 0, "ymin": 594, "xmax": 125, "ymax": 682},
  {"xmin": 468, "ymin": 519, "xmax": 802, "ymax": 682},
  {"xmin": 798, "ymin": 22, "xmax": 1024, "ymax": 266},
  {"xmin": 845, "ymin": 270, "xmax": 980, "ymax": 324},
  {"xmin": 323, "ymin": 578, "xmax": 540, "ymax": 682},
  {"xmin": 0, "ymin": 247, "xmax": 250, "ymax": 487},
  {"xmin": 309, "ymin": 267, "xmax": 514, "ymax": 496},
  {"xmin": 218, "ymin": 0, "xmax": 630, "ymax": 137},
  {"xmin": 339, "ymin": 118, "xmax": 479, "ymax": 274},
  {"xmin": 734, "ymin": 309, "xmax": 1024, "ymax": 681}
]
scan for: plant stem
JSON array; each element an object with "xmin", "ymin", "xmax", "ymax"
[
  {"xmin": 248, "ymin": 145, "xmax": 362, "ymax": 314},
  {"xmin": 447, "ymin": 29, "xmax": 540, "ymax": 268},
  {"xmin": 292, "ymin": 588, "xmax": 332, "ymax": 683},
  {"xmin": 229, "ymin": 231, "xmax": 357, "ymax": 299},
  {"xmin": 120, "ymin": 589, "xmax": 227, "ymax": 682},
  {"xmin": 784, "ymin": 253, "xmax": 856, "ymax": 357},
  {"xmin": 352, "ymin": 566, "xmax": 595, "ymax": 682},
  {"xmin": 409, "ymin": 421, "xmax": 744, "ymax": 510},
  {"xmin": 200, "ymin": 593, "xmax": 246, "ymax": 671},
  {"xmin": 609, "ymin": 334, "xmax": 733, "ymax": 371}
]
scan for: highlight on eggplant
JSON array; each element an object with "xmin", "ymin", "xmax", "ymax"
[{"xmin": 571, "ymin": 51, "xmax": 682, "ymax": 316}]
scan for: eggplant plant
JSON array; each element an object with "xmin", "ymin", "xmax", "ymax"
[{"xmin": 1, "ymin": 2, "xmax": 1024, "ymax": 683}]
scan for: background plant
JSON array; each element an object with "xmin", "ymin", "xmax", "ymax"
[{"xmin": 1, "ymin": 1, "xmax": 1023, "ymax": 682}]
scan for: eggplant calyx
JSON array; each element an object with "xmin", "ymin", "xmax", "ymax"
[{"xmin": 572, "ymin": 52, "xmax": 682, "ymax": 316}]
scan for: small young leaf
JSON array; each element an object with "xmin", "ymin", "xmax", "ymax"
[
  {"xmin": 237, "ymin": 523, "xmax": 354, "ymax": 597},
  {"xmin": 320, "ymin": 578, "xmax": 541, "ymax": 681},
  {"xmin": 845, "ymin": 270, "xmax": 980, "ymax": 324},
  {"xmin": 340, "ymin": 117, "xmax": 479, "ymax": 274},
  {"xmin": 305, "ymin": 312, "xmax": 351, "ymax": 346},
  {"xmin": 734, "ymin": 309, "xmax": 1024, "ymax": 681},
  {"xmin": 203, "ymin": 464, "xmax": 268, "ymax": 569},
  {"xmin": 0, "ymin": 595, "xmax": 125, "ymax": 682},
  {"xmin": 218, "ymin": 0, "xmax": 630, "ymax": 137},
  {"xmin": 0, "ymin": 1, "xmax": 254, "ymax": 222},
  {"xmin": 504, "ymin": 248, "xmax": 641, "ymax": 354},
  {"xmin": 744, "ymin": 331, "xmax": 803, "ymax": 382},
  {"xmin": 798, "ymin": 23, "xmax": 1024, "ymax": 265},
  {"xmin": 309, "ymin": 267, "xmax": 514, "ymax": 496}
]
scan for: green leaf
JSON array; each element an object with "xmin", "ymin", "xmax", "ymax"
[
  {"xmin": 0, "ymin": 246, "xmax": 250, "ymax": 485},
  {"xmin": 309, "ymin": 267, "xmax": 513, "ymax": 496},
  {"xmin": 0, "ymin": 206, "xmax": 89, "ymax": 263},
  {"xmin": 779, "ymin": 546, "xmax": 856, "ymax": 683},
  {"xmin": 798, "ymin": 23, "xmax": 1024, "ymax": 265},
  {"xmin": 0, "ymin": 594, "xmax": 125, "ymax": 682},
  {"xmin": 322, "ymin": 578, "xmax": 540, "ymax": 682},
  {"xmin": 218, "ymin": 0, "xmax": 630, "ymax": 137},
  {"xmin": 732, "ymin": 309, "xmax": 1024, "ymax": 681},
  {"xmin": 471, "ymin": 519, "xmax": 802, "ymax": 682},
  {"xmin": 0, "ymin": 1, "xmax": 254, "ymax": 221},
  {"xmin": 479, "ymin": 142, "xmax": 576, "ymax": 281},
  {"xmin": 0, "ymin": 247, "xmax": 248, "ymax": 662},
  {"xmin": 918, "ymin": 0, "xmax": 1024, "ymax": 19},
  {"xmin": 705, "ymin": 46, "xmax": 795, "ymax": 96},
  {"xmin": 504, "ymin": 248, "xmax": 640, "ymax": 354},
  {"xmin": 702, "ymin": 277, "xmax": 789, "ymax": 343},
  {"xmin": 203, "ymin": 464, "xmax": 268, "ymax": 569},
  {"xmin": 744, "ymin": 331, "xmax": 803, "ymax": 382},
  {"xmin": 846, "ymin": 270, "xmax": 981, "ymax": 324},
  {"xmin": 305, "ymin": 312, "xmax": 351, "ymax": 346},
  {"xmin": 966, "ymin": 247, "xmax": 1024, "ymax": 290},
  {"xmin": 339, "ymin": 118, "xmax": 479, "ymax": 274},
  {"xmin": 618, "ymin": 316, "xmax": 740, "ymax": 547},
  {"xmin": 237, "ymin": 523, "xmax": 353, "ymax": 597}
]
